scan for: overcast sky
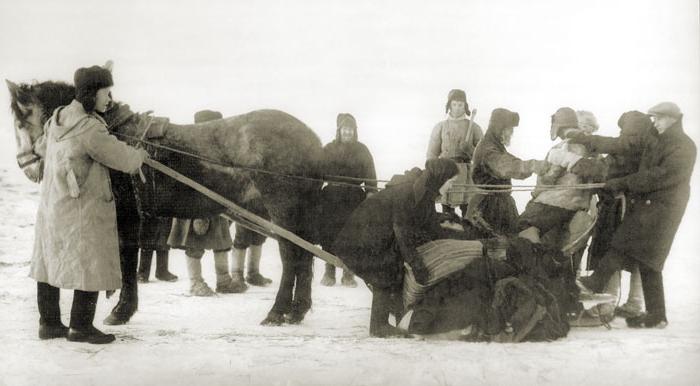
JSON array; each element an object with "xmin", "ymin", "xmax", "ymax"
[{"xmin": 1, "ymin": 0, "xmax": 698, "ymax": 186}]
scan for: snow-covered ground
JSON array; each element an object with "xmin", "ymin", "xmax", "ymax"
[{"xmin": 1, "ymin": 164, "xmax": 700, "ymax": 386}]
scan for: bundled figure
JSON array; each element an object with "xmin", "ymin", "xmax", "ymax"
[
  {"xmin": 137, "ymin": 215, "xmax": 178, "ymax": 283},
  {"xmin": 30, "ymin": 65, "xmax": 149, "ymax": 344},
  {"xmin": 319, "ymin": 113, "xmax": 377, "ymax": 287},
  {"xmin": 167, "ymin": 110, "xmax": 244, "ymax": 296},
  {"xmin": 230, "ymin": 197, "xmax": 273, "ymax": 287},
  {"xmin": 575, "ymin": 102, "xmax": 696, "ymax": 328},
  {"xmin": 516, "ymin": 107, "xmax": 606, "ymax": 246},
  {"xmin": 467, "ymin": 108, "xmax": 549, "ymax": 235},
  {"xmin": 427, "ymin": 89, "xmax": 483, "ymax": 217},
  {"xmin": 333, "ymin": 158, "xmax": 460, "ymax": 337}
]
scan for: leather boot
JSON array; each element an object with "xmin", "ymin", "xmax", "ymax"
[
  {"xmin": 155, "ymin": 249, "xmax": 178, "ymax": 282},
  {"xmin": 68, "ymin": 290, "xmax": 115, "ymax": 344},
  {"xmin": 37, "ymin": 282, "xmax": 68, "ymax": 339},
  {"xmin": 137, "ymin": 249, "xmax": 153, "ymax": 283}
]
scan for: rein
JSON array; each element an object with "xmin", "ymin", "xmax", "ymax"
[{"xmin": 108, "ymin": 111, "xmax": 605, "ymax": 194}]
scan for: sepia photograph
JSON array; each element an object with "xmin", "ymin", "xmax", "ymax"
[{"xmin": 1, "ymin": 0, "xmax": 699, "ymax": 385}]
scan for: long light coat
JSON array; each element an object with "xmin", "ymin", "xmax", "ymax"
[{"xmin": 30, "ymin": 100, "xmax": 145, "ymax": 291}]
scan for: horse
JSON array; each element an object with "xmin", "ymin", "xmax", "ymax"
[{"xmin": 7, "ymin": 79, "xmax": 324, "ymax": 326}]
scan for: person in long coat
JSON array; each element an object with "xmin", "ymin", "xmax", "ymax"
[
  {"xmin": 575, "ymin": 102, "xmax": 697, "ymax": 328},
  {"xmin": 467, "ymin": 108, "xmax": 549, "ymax": 235},
  {"xmin": 30, "ymin": 65, "xmax": 148, "ymax": 344},
  {"xmin": 332, "ymin": 158, "xmax": 459, "ymax": 337},
  {"xmin": 319, "ymin": 113, "xmax": 377, "ymax": 287}
]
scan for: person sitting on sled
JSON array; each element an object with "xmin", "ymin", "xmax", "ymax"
[{"xmin": 516, "ymin": 107, "xmax": 606, "ymax": 247}]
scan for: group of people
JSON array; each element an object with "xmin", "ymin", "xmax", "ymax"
[{"xmin": 23, "ymin": 63, "xmax": 696, "ymax": 344}]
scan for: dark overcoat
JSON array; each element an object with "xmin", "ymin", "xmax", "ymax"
[
  {"xmin": 319, "ymin": 139, "xmax": 377, "ymax": 248},
  {"xmin": 583, "ymin": 118, "xmax": 696, "ymax": 271}
]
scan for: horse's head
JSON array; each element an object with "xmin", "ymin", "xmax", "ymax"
[
  {"xmin": 6, "ymin": 79, "xmax": 75, "ymax": 141},
  {"xmin": 6, "ymin": 79, "xmax": 75, "ymax": 182}
]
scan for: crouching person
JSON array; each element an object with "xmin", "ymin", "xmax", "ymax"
[
  {"xmin": 332, "ymin": 159, "xmax": 459, "ymax": 337},
  {"xmin": 31, "ymin": 65, "xmax": 149, "ymax": 344}
]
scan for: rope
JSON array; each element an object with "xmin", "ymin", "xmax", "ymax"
[{"xmin": 112, "ymin": 128, "xmax": 605, "ymax": 194}]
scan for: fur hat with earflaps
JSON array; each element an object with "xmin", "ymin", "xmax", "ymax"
[
  {"xmin": 74, "ymin": 65, "xmax": 113, "ymax": 113},
  {"xmin": 550, "ymin": 107, "xmax": 578, "ymax": 140},
  {"xmin": 445, "ymin": 89, "xmax": 471, "ymax": 115},
  {"xmin": 336, "ymin": 113, "xmax": 358, "ymax": 142},
  {"xmin": 194, "ymin": 110, "xmax": 223, "ymax": 123}
]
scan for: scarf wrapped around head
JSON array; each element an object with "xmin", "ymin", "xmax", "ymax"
[{"xmin": 413, "ymin": 158, "xmax": 459, "ymax": 204}]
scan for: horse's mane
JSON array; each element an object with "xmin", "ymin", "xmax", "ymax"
[{"xmin": 10, "ymin": 80, "xmax": 75, "ymax": 125}]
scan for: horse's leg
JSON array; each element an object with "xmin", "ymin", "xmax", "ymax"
[
  {"xmin": 260, "ymin": 239, "xmax": 297, "ymax": 326},
  {"xmin": 285, "ymin": 250, "xmax": 314, "ymax": 324},
  {"xmin": 104, "ymin": 172, "xmax": 141, "ymax": 325}
]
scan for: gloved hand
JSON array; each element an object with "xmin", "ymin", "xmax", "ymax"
[
  {"xmin": 137, "ymin": 148, "xmax": 150, "ymax": 162},
  {"xmin": 530, "ymin": 160, "xmax": 550, "ymax": 175},
  {"xmin": 566, "ymin": 131, "xmax": 591, "ymax": 146},
  {"xmin": 603, "ymin": 177, "xmax": 627, "ymax": 192}
]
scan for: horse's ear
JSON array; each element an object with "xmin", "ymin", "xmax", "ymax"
[
  {"xmin": 5, "ymin": 79, "xmax": 19, "ymax": 96},
  {"xmin": 103, "ymin": 60, "xmax": 114, "ymax": 72}
]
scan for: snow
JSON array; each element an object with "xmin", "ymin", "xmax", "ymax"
[{"xmin": 1, "ymin": 163, "xmax": 700, "ymax": 386}]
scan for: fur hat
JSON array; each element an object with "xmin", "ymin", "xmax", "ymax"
[
  {"xmin": 618, "ymin": 111, "xmax": 653, "ymax": 137},
  {"xmin": 194, "ymin": 110, "xmax": 223, "ymax": 123},
  {"xmin": 576, "ymin": 110, "xmax": 599, "ymax": 134},
  {"xmin": 550, "ymin": 107, "xmax": 578, "ymax": 140},
  {"xmin": 336, "ymin": 113, "xmax": 357, "ymax": 130},
  {"xmin": 74, "ymin": 65, "xmax": 113, "ymax": 113},
  {"xmin": 647, "ymin": 102, "xmax": 682, "ymax": 118},
  {"xmin": 488, "ymin": 108, "xmax": 520, "ymax": 136},
  {"xmin": 445, "ymin": 89, "xmax": 471, "ymax": 115}
]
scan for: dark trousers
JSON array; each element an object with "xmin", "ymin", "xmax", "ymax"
[
  {"xmin": 37, "ymin": 282, "xmax": 99, "ymax": 329},
  {"xmin": 588, "ymin": 251, "xmax": 666, "ymax": 318}
]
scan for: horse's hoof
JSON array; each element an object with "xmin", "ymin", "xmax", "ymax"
[
  {"xmin": 260, "ymin": 312, "xmax": 284, "ymax": 326},
  {"xmin": 103, "ymin": 301, "xmax": 137, "ymax": 325},
  {"xmin": 283, "ymin": 312, "xmax": 305, "ymax": 325},
  {"xmin": 103, "ymin": 312, "xmax": 130, "ymax": 325}
]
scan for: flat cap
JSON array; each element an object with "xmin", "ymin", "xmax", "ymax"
[{"xmin": 647, "ymin": 102, "xmax": 682, "ymax": 118}]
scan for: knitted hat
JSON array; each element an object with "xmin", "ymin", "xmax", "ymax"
[
  {"xmin": 550, "ymin": 107, "xmax": 579, "ymax": 140},
  {"xmin": 576, "ymin": 110, "xmax": 599, "ymax": 134},
  {"xmin": 487, "ymin": 108, "xmax": 520, "ymax": 136},
  {"xmin": 74, "ymin": 65, "xmax": 113, "ymax": 112},
  {"xmin": 647, "ymin": 102, "xmax": 682, "ymax": 118},
  {"xmin": 194, "ymin": 109, "xmax": 223, "ymax": 123},
  {"xmin": 445, "ymin": 89, "xmax": 471, "ymax": 115},
  {"xmin": 617, "ymin": 111, "xmax": 653, "ymax": 137}
]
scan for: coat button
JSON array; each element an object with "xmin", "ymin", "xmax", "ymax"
[
  {"xmin": 630, "ymin": 199, "xmax": 636, "ymax": 204},
  {"xmin": 645, "ymin": 200, "xmax": 651, "ymax": 205}
]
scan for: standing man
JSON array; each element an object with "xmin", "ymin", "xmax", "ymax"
[
  {"xmin": 319, "ymin": 113, "xmax": 377, "ymax": 287},
  {"xmin": 427, "ymin": 89, "xmax": 483, "ymax": 217},
  {"xmin": 575, "ymin": 102, "xmax": 696, "ymax": 328}
]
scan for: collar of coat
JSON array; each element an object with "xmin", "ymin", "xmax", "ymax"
[
  {"xmin": 445, "ymin": 113, "xmax": 469, "ymax": 121},
  {"xmin": 49, "ymin": 100, "xmax": 105, "ymax": 142}
]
